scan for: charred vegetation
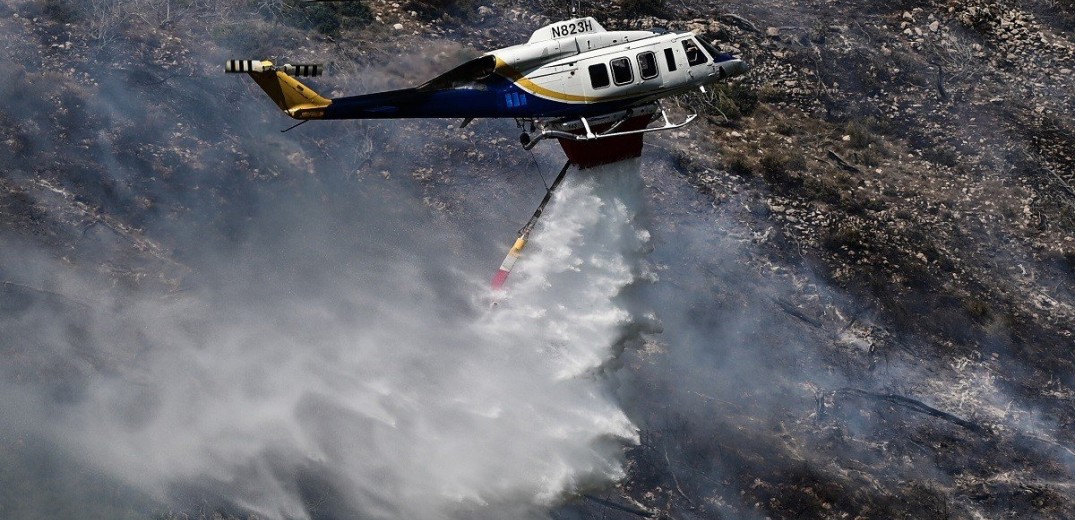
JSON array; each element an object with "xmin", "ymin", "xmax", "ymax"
[{"xmin": 1, "ymin": 0, "xmax": 1074, "ymax": 519}]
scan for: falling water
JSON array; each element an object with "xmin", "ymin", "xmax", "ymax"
[{"xmin": 0, "ymin": 160, "xmax": 650, "ymax": 519}]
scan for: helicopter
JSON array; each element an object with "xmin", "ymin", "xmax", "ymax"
[
  {"xmin": 226, "ymin": 15, "xmax": 747, "ymax": 169},
  {"xmin": 227, "ymin": 14, "xmax": 748, "ymax": 290}
]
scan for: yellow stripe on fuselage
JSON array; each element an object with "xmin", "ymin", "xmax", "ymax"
[{"xmin": 494, "ymin": 56, "xmax": 588, "ymax": 103}]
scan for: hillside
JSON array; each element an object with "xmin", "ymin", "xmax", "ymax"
[{"xmin": 0, "ymin": 0, "xmax": 1073, "ymax": 518}]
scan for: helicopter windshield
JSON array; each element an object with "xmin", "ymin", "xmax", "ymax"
[{"xmin": 698, "ymin": 38, "xmax": 734, "ymax": 62}]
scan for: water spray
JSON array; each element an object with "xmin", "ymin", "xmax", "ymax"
[{"xmin": 491, "ymin": 160, "xmax": 572, "ymax": 291}]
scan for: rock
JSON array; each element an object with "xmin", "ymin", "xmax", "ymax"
[
  {"xmin": 929, "ymin": 21, "xmax": 940, "ymax": 32},
  {"xmin": 478, "ymin": 5, "xmax": 494, "ymax": 17},
  {"xmin": 766, "ymin": 27, "xmax": 780, "ymax": 37},
  {"xmin": 393, "ymin": 23, "xmax": 404, "ymax": 30}
]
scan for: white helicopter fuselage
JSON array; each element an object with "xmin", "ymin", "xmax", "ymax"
[{"xmin": 488, "ymin": 17, "xmax": 747, "ymax": 116}]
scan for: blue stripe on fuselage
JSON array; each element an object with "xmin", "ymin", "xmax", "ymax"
[{"xmin": 321, "ymin": 76, "xmax": 637, "ymax": 120}]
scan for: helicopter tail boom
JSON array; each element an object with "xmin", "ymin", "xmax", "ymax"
[{"xmin": 225, "ymin": 60, "xmax": 331, "ymax": 119}]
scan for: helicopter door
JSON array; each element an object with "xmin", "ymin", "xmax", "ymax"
[
  {"xmin": 631, "ymin": 50, "xmax": 660, "ymax": 94},
  {"xmin": 681, "ymin": 38, "xmax": 708, "ymax": 79}
]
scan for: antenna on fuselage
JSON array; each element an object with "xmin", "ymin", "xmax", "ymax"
[{"xmin": 570, "ymin": 0, "xmax": 582, "ymax": 18}]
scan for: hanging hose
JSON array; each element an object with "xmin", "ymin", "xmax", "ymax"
[{"xmin": 491, "ymin": 160, "xmax": 572, "ymax": 290}]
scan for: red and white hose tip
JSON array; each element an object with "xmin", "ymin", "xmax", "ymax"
[{"xmin": 491, "ymin": 235, "xmax": 528, "ymax": 290}]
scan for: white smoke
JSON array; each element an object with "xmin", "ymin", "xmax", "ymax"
[{"xmin": 2, "ymin": 161, "xmax": 648, "ymax": 519}]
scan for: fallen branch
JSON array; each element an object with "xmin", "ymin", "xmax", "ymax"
[
  {"xmin": 927, "ymin": 59, "xmax": 948, "ymax": 100},
  {"xmin": 827, "ymin": 150, "xmax": 862, "ymax": 173},
  {"xmin": 719, "ymin": 13, "xmax": 760, "ymax": 33},
  {"xmin": 690, "ymin": 390, "xmax": 740, "ymax": 409},
  {"xmin": 834, "ymin": 388, "xmax": 987, "ymax": 435},
  {"xmin": 1016, "ymin": 433, "xmax": 1075, "ymax": 458},
  {"xmin": 838, "ymin": 315, "xmax": 858, "ymax": 334},
  {"xmin": 1, "ymin": 281, "xmax": 93, "ymax": 309},
  {"xmin": 773, "ymin": 297, "xmax": 823, "ymax": 327},
  {"xmin": 582, "ymin": 494, "xmax": 655, "ymax": 518},
  {"xmin": 1043, "ymin": 164, "xmax": 1075, "ymax": 198},
  {"xmin": 664, "ymin": 444, "xmax": 694, "ymax": 506}
]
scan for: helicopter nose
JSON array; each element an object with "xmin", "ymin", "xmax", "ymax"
[{"xmin": 723, "ymin": 58, "xmax": 749, "ymax": 78}]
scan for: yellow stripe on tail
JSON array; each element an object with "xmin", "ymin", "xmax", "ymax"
[{"xmin": 225, "ymin": 60, "xmax": 331, "ymax": 119}]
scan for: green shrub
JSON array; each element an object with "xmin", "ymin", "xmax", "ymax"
[
  {"xmin": 801, "ymin": 177, "xmax": 842, "ymax": 205},
  {"xmin": 845, "ymin": 121, "xmax": 877, "ymax": 149},
  {"xmin": 1044, "ymin": 248, "xmax": 1075, "ymax": 272},
  {"xmin": 39, "ymin": 0, "xmax": 80, "ymax": 23},
  {"xmin": 822, "ymin": 224, "xmax": 863, "ymax": 253},
  {"xmin": 923, "ymin": 145, "xmax": 959, "ymax": 167},
  {"xmin": 775, "ymin": 120, "xmax": 797, "ymax": 136},
  {"xmin": 619, "ymin": 0, "xmax": 667, "ymax": 18},
  {"xmin": 213, "ymin": 22, "xmax": 282, "ymax": 58},
  {"xmin": 759, "ymin": 149, "xmax": 807, "ymax": 191},
  {"xmin": 722, "ymin": 84, "xmax": 759, "ymax": 117},
  {"xmin": 691, "ymin": 83, "xmax": 757, "ymax": 122},
  {"xmin": 760, "ymin": 149, "xmax": 806, "ymax": 175},
  {"xmin": 964, "ymin": 299, "xmax": 993, "ymax": 323},
  {"xmin": 863, "ymin": 116, "xmax": 895, "ymax": 136},
  {"xmin": 725, "ymin": 153, "xmax": 753, "ymax": 177},
  {"xmin": 405, "ymin": 0, "xmax": 477, "ymax": 22},
  {"xmin": 856, "ymin": 148, "xmax": 883, "ymax": 167},
  {"xmin": 279, "ymin": 0, "xmax": 372, "ymax": 35}
]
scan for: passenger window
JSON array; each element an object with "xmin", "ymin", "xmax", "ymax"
[
  {"xmin": 682, "ymin": 39, "xmax": 707, "ymax": 66},
  {"xmin": 637, "ymin": 52, "xmax": 658, "ymax": 80},
  {"xmin": 610, "ymin": 57, "xmax": 633, "ymax": 85},
  {"xmin": 588, "ymin": 63, "xmax": 610, "ymax": 89},
  {"xmin": 663, "ymin": 48, "xmax": 677, "ymax": 72}
]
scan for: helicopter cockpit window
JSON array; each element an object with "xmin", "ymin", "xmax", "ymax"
[
  {"xmin": 699, "ymin": 38, "xmax": 727, "ymax": 62},
  {"xmin": 682, "ymin": 39, "xmax": 707, "ymax": 67},
  {"xmin": 637, "ymin": 52, "xmax": 658, "ymax": 80},
  {"xmin": 610, "ymin": 57, "xmax": 634, "ymax": 85},
  {"xmin": 588, "ymin": 63, "xmax": 610, "ymax": 89}
]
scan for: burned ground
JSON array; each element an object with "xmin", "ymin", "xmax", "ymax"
[{"xmin": 1, "ymin": 0, "xmax": 1074, "ymax": 519}]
